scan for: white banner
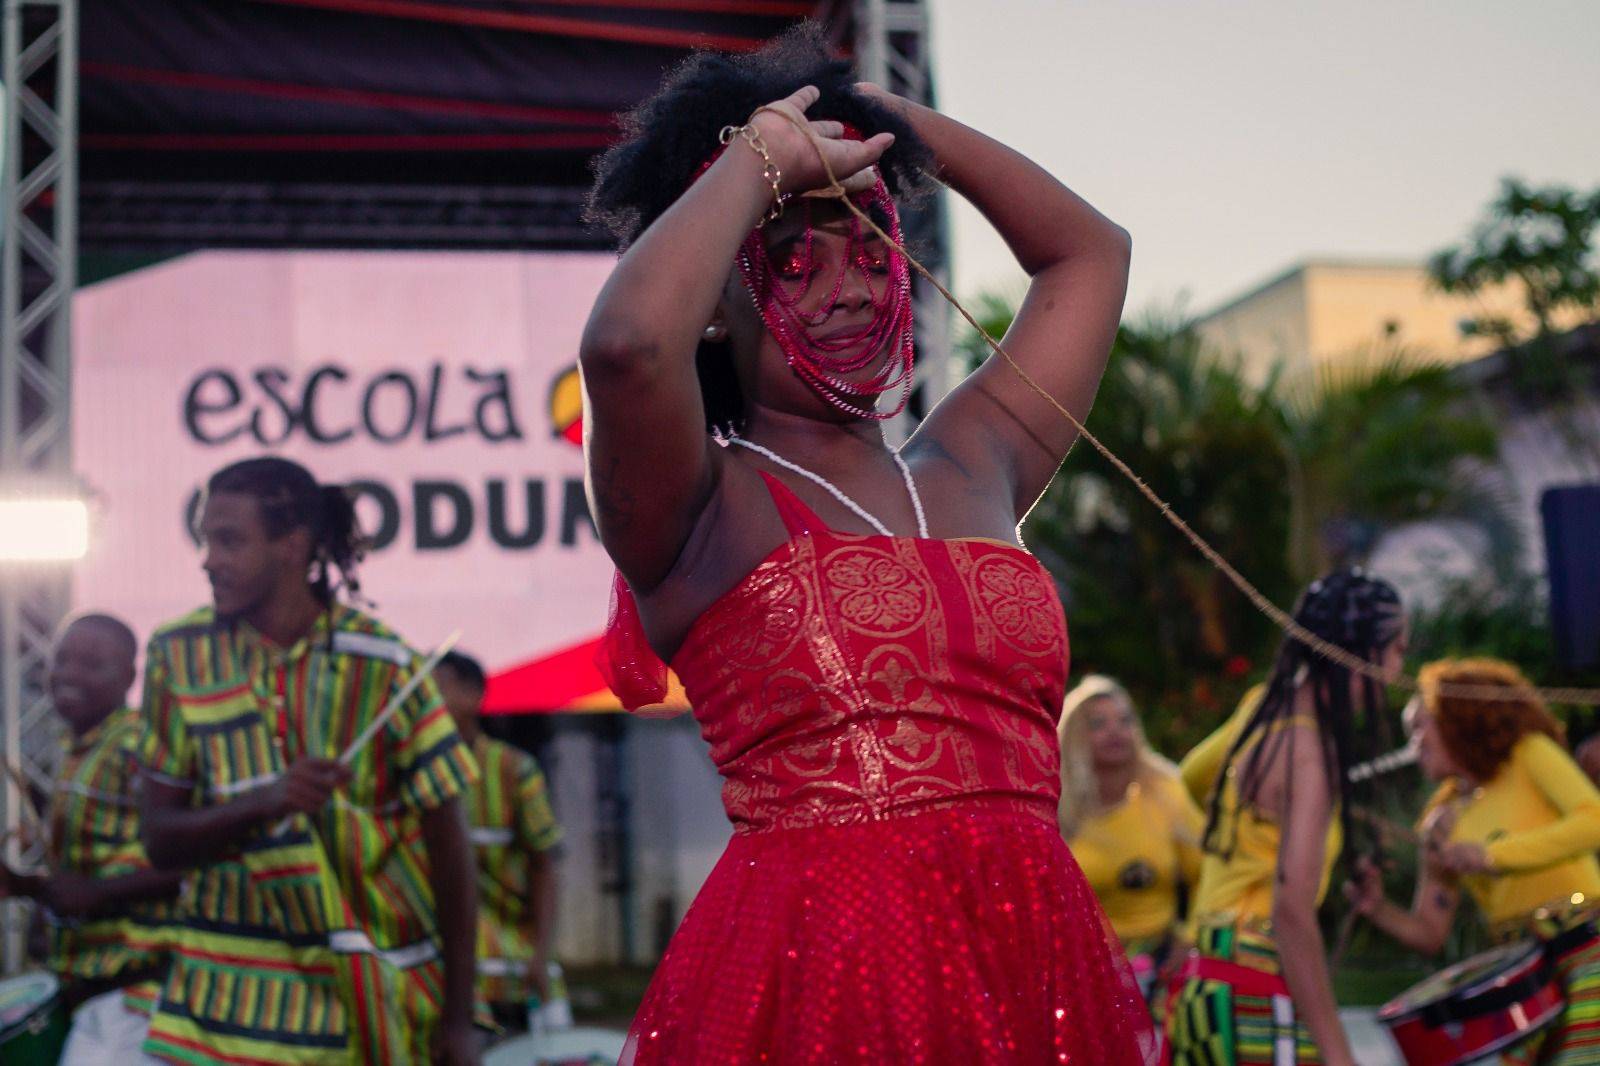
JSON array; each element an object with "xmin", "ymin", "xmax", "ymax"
[{"xmin": 72, "ymin": 250, "xmax": 627, "ymax": 710}]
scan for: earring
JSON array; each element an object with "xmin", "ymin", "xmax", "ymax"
[{"xmin": 703, "ymin": 323, "xmax": 726, "ymax": 342}]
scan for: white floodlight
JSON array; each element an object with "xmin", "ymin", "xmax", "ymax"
[{"xmin": 0, "ymin": 497, "xmax": 90, "ymax": 562}]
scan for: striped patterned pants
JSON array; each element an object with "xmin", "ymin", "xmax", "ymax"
[
  {"xmin": 1502, "ymin": 930, "xmax": 1600, "ymax": 1066},
  {"xmin": 1165, "ymin": 923, "xmax": 1320, "ymax": 1066}
]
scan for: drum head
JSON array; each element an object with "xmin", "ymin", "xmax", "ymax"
[
  {"xmin": 0, "ymin": 972, "xmax": 60, "ymax": 1040},
  {"xmin": 1379, "ymin": 941, "xmax": 1544, "ymax": 1022},
  {"xmin": 484, "ymin": 1027, "xmax": 627, "ymax": 1066}
]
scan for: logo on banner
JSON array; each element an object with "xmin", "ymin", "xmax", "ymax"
[{"xmin": 548, "ymin": 364, "xmax": 583, "ymax": 449}]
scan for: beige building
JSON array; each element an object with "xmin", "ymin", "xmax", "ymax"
[{"xmin": 1195, "ymin": 258, "xmax": 1536, "ymax": 382}]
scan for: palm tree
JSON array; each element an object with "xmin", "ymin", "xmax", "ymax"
[
  {"xmin": 1277, "ymin": 352, "xmax": 1514, "ymax": 584},
  {"xmin": 953, "ymin": 295, "xmax": 1511, "ymax": 751},
  {"xmin": 1020, "ymin": 310, "xmax": 1296, "ymax": 749}
]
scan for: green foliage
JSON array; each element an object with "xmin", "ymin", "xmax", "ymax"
[
  {"xmin": 954, "ymin": 287, "xmax": 1028, "ymax": 372},
  {"xmin": 1021, "ymin": 311, "xmax": 1296, "ymax": 754},
  {"xmin": 1280, "ymin": 354, "xmax": 1514, "ymax": 582},
  {"xmin": 958, "ymin": 300, "xmax": 1509, "ymax": 757},
  {"xmin": 1406, "ymin": 575, "xmax": 1600, "ymax": 729},
  {"xmin": 1429, "ymin": 177, "xmax": 1600, "ymax": 346},
  {"xmin": 1429, "ymin": 178, "xmax": 1600, "ymax": 470}
]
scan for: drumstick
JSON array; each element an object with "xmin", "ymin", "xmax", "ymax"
[
  {"xmin": 1347, "ymin": 742, "xmax": 1418, "ymax": 783},
  {"xmin": 1, "ymin": 761, "xmax": 50, "ymax": 848},
  {"xmin": 338, "ymin": 630, "xmax": 460, "ymax": 767},
  {"xmin": 270, "ymin": 631, "xmax": 460, "ymax": 835},
  {"xmin": 1352, "ymin": 807, "xmax": 1422, "ymax": 847}
]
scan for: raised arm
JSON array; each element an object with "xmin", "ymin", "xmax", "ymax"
[
  {"xmin": 580, "ymin": 87, "xmax": 894, "ymax": 591},
  {"xmin": 890, "ymin": 90, "xmax": 1132, "ymax": 520}
]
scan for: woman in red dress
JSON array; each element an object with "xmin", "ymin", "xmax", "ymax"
[{"xmin": 582, "ymin": 26, "xmax": 1152, "ymax": 1064}]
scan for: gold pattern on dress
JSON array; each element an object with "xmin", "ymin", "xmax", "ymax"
[
  {"xmin": 822, "ymin": 544, "xmax": 932, "ymax": 638},
  {"xmin": 972, "ymin": 553, "xmax": 1062, "ymax": 655},
  {"xmin": 700, "ymin": 560, "xmax": 808, "ymax": 671},
  {"xmin": 677, "ymin": 535, "xmax": 1070, "ymax": 833}
]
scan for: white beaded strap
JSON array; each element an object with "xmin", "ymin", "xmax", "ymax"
[
  {"xmin": 727, "ymin": 436, "xmax": 928, "ymax": 539},
  {"xmin": 893, "ymin": 450, "xmax": 929, "ymax": 539}
]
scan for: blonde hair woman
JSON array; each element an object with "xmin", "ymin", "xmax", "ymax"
[{"xmin": 1059, "ymin": 675, "xmax": 1204, "ymax": 993}]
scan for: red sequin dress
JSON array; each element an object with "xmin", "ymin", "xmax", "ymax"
[{"xmin": 601, "ymin": 473, "xmax": 1157, "ymax": 1065}]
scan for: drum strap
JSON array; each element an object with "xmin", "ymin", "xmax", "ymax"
[
  {"xmin": 1545, "ymin": 920, "xmax": 1599, "ymax": 960},
  {"xmin": 1173, "ymin": 951, "xmax": 1291, "ymax": 999}
]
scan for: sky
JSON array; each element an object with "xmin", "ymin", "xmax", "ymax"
[{"xmin": 927, "ymin": 0, "xmax": 1600, "ymax": 318}]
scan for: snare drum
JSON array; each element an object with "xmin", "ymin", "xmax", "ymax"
[
  {"xmin": 0, "ymin": 971, "xmax": 69, "ymax": 1066},
  {"xmin": 1378, "ymin": 940, "xmax": 1564, "ymax": 1065}
]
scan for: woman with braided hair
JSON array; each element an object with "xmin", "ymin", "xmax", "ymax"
[
  {"xmin": 1346, "ymin": 658, "xmax": 1600, "ymax": 1064},
  {"xmin": 583, "ymin": 22, "xmax": 1153, "ymax": 1066},
  {"xmin": 1165, "ymin": 570, "xmax": 1407, "ymax": 1066},
  {"xmin": 136, "ymin": 457, "xmax": 482, "ymax": 1066}
]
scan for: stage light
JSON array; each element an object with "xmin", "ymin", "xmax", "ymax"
[{"xmin": 0, "ymin": 497, "xmax": 89, "ymax": 561}]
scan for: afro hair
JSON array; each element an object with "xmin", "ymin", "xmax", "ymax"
[{"xmin": 586, "ymin": 21, "xmax": 934, "ymax": 250}]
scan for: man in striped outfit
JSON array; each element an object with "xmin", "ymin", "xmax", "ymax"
[
  {"xmin": 1, "ymin": 613, "xmax": 182, "ymax": 1062},
  {"xmin": 135, "ymin": 458, "xmax": 481, "ymax": 1066},
  {"xmin": 433, "ymin": 651, "xmax": 563, "ymax": 1032}
]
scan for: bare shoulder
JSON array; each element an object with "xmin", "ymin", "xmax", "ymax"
[
  {"xmin": 632, "ymin": 449, "xmax": 794, "ymax": 660},
  {"xmin": 907, "ymin": 376, "xmax": 1017, "ymax": 485},
  {"xmin": 1253, "ymin": 717, "xmax": 1333, "ymax": 819},
  {"xmin": 900, "ymin": 425, "xmax": 1020, "ymax": 541}
]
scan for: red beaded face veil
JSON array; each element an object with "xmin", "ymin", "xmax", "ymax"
[{"xmin": 697, "ymin": 126, "xmax": 916, "ymax": 420}]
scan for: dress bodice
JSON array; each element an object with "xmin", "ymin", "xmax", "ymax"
[{"xmin": 669, "ymin": 473, "xmax": 1070, "ymax": 833}]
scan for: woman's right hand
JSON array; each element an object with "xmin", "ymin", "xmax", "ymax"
[
  {"xmin": 1341, "ymin": 856, "xmax": 1385, "ymax": 916},
  {"xmin": 260, "ymin": 756, "xmax": 352, "ymax": 821},
  {"xmin": 748, "ymin": 86, "xmax": 895, "ymax": 198}
]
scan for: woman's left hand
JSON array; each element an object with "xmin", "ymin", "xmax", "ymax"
[{"xmin": 1435, "ymin": 842, "xmax": 1493, "ymax": 875}]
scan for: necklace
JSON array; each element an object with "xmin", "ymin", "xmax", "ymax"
[{"xmin": 727, "ymin": 436, "xmax": 928, "ymax": 539}]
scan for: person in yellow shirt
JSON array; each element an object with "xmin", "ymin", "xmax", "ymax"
[
  {"xmin": 1166, "ymin": 570, "xmax": 1408, "ymax": 1066},
  {"xmin": 1179, "ymin": 682, "xmax": 1263, "ymax": 809},
  {"xmin": 1058, "ymin": 674, "xmax": 1204, "ymax": 1000},
  {"xmin": 1346, "ymin": 658, "xmax": 1600, "ymax": 1065}
]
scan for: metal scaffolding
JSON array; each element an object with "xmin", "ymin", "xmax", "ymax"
[{"xmin": 1, "ymin": 0, "xmax": 77, "ymax": 973}]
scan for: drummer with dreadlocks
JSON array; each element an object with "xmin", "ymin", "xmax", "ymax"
[
  {"xmin": 1346, "ymin": 658, "xmax": 1600, "ymax": 1065},
  {"xmin": 1165, "ymin": 570, "xmax": 1408, "ymax": 1066},
  {"xmin": 134, "ymin": 457, "xmax": 481, "ymax": 1066}
]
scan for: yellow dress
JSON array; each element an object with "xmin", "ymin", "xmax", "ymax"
[
  {"xmin": 1180, "ymin": 683, "xmax": 1264, "ymax": 808},
  {"xmin": 1167, "ymin": 712, "xmax": 1341, "ymax": 1066},
  {"xmin": 1068, "ymin": 774, "xmax": 1205, "ymax": 946},
  {"xmin": 1187, "ymin": 708, "xmax": 1341, "ymax": 930}
]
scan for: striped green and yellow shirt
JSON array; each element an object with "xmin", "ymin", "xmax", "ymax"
[
  {"xmin": 46, "ymin": 705, "xmax": 172, "ymax": 991},
  {"xmin": 467, "ymin": 732, "xmax": 563, "ymax": 1006},
  {"xmin": 136, "ymin": 604, "xmax": 478, "ymax": 1066}
]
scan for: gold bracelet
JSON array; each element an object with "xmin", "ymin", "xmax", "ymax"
[{"xmin": 719, "ymin": 122, "xmax": 784, "ymax": 223}]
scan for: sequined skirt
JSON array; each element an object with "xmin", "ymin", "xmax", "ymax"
[{"xmin": 621, "ymin": 803, "xmax": 1157, "ymax": 1065}]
